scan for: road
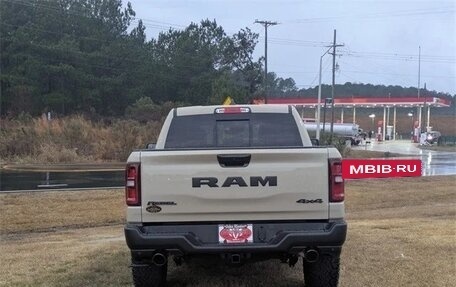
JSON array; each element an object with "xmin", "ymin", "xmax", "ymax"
[{"xmin": 352, "ymin": 140, "xmax": 456, "ymax": 176}]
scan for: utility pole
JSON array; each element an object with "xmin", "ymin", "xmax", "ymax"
[
  {"xmin": 316, "ymin": 32, "xmax": 343, "ymax": 140},
  {"xmin": 255, "ymin": 20, "xmax": 278, "ymax": 104},
  {"xmin": 424, "ymin": 82, "xmax": 428, "ymax": 130},
  {"xmin": 418, "ymin": 46, "xmax": 421, "ymax": 99},
  {"xmin": 417, "ymin": 46, "xmax": 422, "ymax": 132},
  {"xmin": 328, "ymin": 29, "xmax": 343, "ymax": 142}
]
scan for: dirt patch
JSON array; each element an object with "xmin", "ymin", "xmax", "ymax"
[{"xmin": 1, "ymin": 176, "xmax": 455, "ymax": 286}]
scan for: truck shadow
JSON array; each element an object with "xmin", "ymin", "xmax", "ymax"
[
  {"xmin": 57, "ymin": 247, "xmax": 303, "ymax": 287},
  {"xmin": 167, "ymin": 259, "xmax": 304, "ymax": 287}
]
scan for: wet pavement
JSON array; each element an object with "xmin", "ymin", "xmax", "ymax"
[
  {"xmin": 352, "ymin": 140, "xmax": 456, "ymax": 176},
  {"xmin": 0, "ymin": 170, "xmax": 124, "ymax": 192}
]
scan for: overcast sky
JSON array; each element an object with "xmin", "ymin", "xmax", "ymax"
[{"xmin": 125, "ymin": 0, "xmax": 456, "ymax": 95}]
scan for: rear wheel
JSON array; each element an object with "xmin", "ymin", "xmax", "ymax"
[
  {"xmin": 303, "ymin": 253, "xmax": 340, "ymax": 287},
  {"xmin": 131, "ymin": 260, "xmax": 167, "ymax": 287}
]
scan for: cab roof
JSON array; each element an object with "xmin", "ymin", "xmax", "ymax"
[{"xmin": 175, "ymin": 105, "xmax": 291, "ymax": 117}]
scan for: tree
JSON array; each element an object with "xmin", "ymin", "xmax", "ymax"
[
  {"xmin": 210, "ymin": 72, "xmax": 249, "ymax": 104},
  {"xmin": 1, "ymin": 0, "xmax": 144, "ymax": 116},
  {"xmin": 262, "ymin": 72, "xmax": 298, "ymax": 97},
  {"xmin": 149, "ymin": 20, "xmax": 263, "ymax": 105}
]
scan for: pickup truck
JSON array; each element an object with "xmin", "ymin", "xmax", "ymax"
[{"xmin": 124, "ymin": 105, "xmax": 347, "ymax": 287}]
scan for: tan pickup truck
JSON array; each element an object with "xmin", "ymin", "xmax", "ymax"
[{"xmin": 124, "ymin": 105, "xmax": 346, "ymax": 287}]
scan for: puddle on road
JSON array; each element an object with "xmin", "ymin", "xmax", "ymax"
[{"xmin": 0, "ymin": 170, "xmax": 123, "ymax": 191}]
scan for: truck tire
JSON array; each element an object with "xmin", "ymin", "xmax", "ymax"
[
  {"xmin": 303, "ymin": 253, "xmax": 340, "ymax": 287},
  {"xmin": 131, "ymin": 261, "xmax": 167, "ymax": 287}
]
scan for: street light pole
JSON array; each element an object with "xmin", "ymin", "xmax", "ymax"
[
  {"xmin": 408, "ymin": 112, "xmax": 414, "ymax": 140},
  {"xmin": 369, "ymin": 114, "xmax": 376, "ymax": 137},
  {"xmin": 417, "ymin": 46, "xmax": 422, "ymax": 132},
  {"xmin": 330, "ymin": 30, "xmax": 337, "ymax": 139},
  {"xmin": 316, "ymin": 46, "xmax": 332, "ymax": 140}
]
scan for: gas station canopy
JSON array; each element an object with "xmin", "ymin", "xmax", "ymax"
[
  {"xmin": 253, "ymin": 96, "xmax": 451, "ymax": 142},
  {"xmin": 264, "ymin": 96, "xmax": 451, "ymax": 108}
]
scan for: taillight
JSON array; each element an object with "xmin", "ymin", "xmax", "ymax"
[
  {"xmin": 214, "ymin": 107, "xmax": 251, "ymax": 114},
  {"xmin": 126, "ymin": 163, "xmax": 140, "ymax": 206},
  {"xmin": 329, "ymin": 158, "xmax": 344, "ymax": 202}
]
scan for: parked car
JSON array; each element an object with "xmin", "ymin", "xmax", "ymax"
[{"xmin": 426, "ymin": 131, "xmax": 441, "ymax": 144}]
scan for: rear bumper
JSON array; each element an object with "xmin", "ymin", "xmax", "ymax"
[{"xmin": 125, "ymin": 220, "xmax": 347, "ymax": 258}]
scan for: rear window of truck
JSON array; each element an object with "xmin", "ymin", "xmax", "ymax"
[{"xmin": 165, "ymin": 113, "xmax": 302, "ymax": 149}]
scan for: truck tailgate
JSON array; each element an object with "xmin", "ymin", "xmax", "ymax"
[{"xmin": 140, "ymin": 148, "xmax": 329, "ymax": 222}]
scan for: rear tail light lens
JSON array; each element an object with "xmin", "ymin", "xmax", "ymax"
[
  {"xmin": 329, "ymin": 158, "xmax": 344, "ymax": 202},
  {"xmin": 126, "ymin": 163, "xmax": 140, "ymax": 206}
]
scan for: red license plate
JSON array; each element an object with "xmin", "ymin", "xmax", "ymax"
[{"xmin": 218, "ymin": 224, "xmax": 253, "ymax": 244}]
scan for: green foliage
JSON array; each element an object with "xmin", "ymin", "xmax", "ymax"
[
  {"xmin": 210, "ymin": 72, "xmax": 249, "ymax": 104},
  {"xmin": 125, "ymin": 97, "xmax": 161, "ymax": 122},
  {"xmin": 1, "ymin": 2, "xmax": 263, "ymax": 117},
  {"xmin": 263, "ymin": 72, "xmax": 298, "ymax": 96},
  {"xmin": 4, "ymin": 1, "xmax": 450, "ymax": 120},
  {"xmin": 319, "ymin": 132, "xmax": 348, "ymax": 155},
  {"xmin": 125, "ymin": 97, "xmax": 184, "ymax": 122}
]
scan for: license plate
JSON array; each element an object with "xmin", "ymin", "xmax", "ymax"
[{"xmin": 218, "ymin": 224, "xmax": 253, "ymax": 244}]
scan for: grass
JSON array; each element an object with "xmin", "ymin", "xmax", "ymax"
[
  {"xmin": 343, "ymin": 148, "xmax": 403, "ymax": 158},
  {"xmin": 1, "ymin": 176, "xmax": 455, "ymax": 286},
  {"xmin": 0, "ymin": 116, "xmax": 162, "ymax": 163},
  {"xmin": 0, "ymin": 189, "xmax": 124, "ymax": 234}
]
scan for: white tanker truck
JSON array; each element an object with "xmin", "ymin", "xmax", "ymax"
[{"xmin": 303, "ymin": 121, "xmax": 363, "ymax": 145}]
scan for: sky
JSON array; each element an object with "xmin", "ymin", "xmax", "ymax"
[{"xmin": 124, "ymin": 0, "xmax": 456, "ymax": 95}]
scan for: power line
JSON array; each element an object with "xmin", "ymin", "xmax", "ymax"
[
  {"xmin": 0, "ymin": 39, "xmax": 244, "ymax": 82},
  {"xmin": 337, "ymin": 59, "xmax": 456, "ymax": 93},
  {"xmin": 339, "ymin": 71, "xmax": 359, "ymax": 83},
  {"xmin": 2, "ymin": 21, "xmax": 330, "ymax": 49},
  {"xmin": 268, "ymin": 37, "xmax": 331, "ymax": 45},
  {"xmin": 272, "ymin": 71, "xmax": 323, "ymax": 74},
  {"xmin": 341, "ymin": 69, "xmax": 456, "ymax": 79},
  {"xmin": 1, "ymin": 1, "xmax": 333, "ymax": 50},
  {"xmin": 340, "ymin": 48, "xmax": 455, "ymax": 59},
  {"xmin": 340, "ymin": 48, "xmax": 456, "ymax": 63},
  {"xmin": 266, "ymin": 40, "xmax": 328, "ymax": 48},
  {"xmin": 309, "ymin": 57, "xmax": 332, "ymax": 87},
  {"xmin": 285, "ymin": 7, "xmax": 455, "ymax": 24},
  {"xmin": 7, "ymin": 0, "xmax": 453, "ymax": 59},
  {"xmin": 1, "ymin": 22, "xmax": 115, "ymax": 44},
  {"xmin": 338, "ymin": 59, "xmax": 412, "ymax": 84},
  {"xmin": 329, "ymin": 30, "xmax": 344, "ymax": 137}
]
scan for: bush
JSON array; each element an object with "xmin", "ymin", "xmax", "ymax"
[
  {"xmin": 125, "ymin": 97, "xmax": 185, "ymax": 123},
  {"xmin": 0, "ymin": 115, "xmax": 162, "ymax": 163},
  {"xmin": 319, "ymin": 132, "xmax": 348, "ymax": 155}
]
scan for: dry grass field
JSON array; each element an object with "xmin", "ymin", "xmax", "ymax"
[
  {"xmin": 342, "ymin": 149, "xmax": 403, "ymax": 158},
  {"xmin": 1, "ymin": 176, "xmax": 455, "ymax": 287}
]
